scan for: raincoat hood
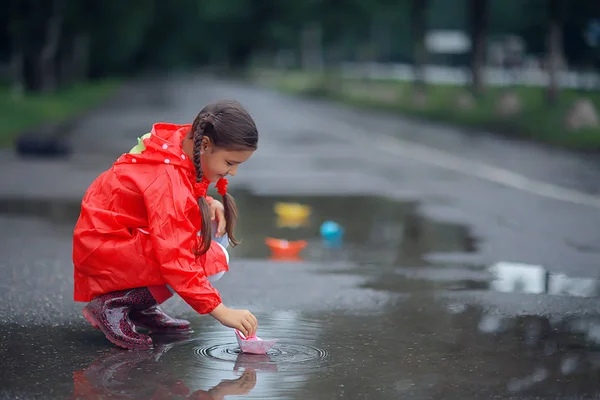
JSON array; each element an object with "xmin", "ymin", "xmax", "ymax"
[{"xmin": 115, "ymin": 123, "xmax": 196, "ymax": 172}]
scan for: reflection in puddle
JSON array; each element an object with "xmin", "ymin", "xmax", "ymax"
[
  {"xmin": 231, "ymin": 192, "xmax": 477, "ymax": 266},
  {"xmin": 360, "ymin": 261, "xmax": 600, "ymax": 301},
  {"xmin": 72, "ymin": 345, "xmax": 259, "ymax": 399},
  {"xmin": 490, "ymin": 261, "xmax": 600, "ymax": 298},
  {"xmin": 307, "ymin": 303, "xmax": 600, "ymax": 398}
]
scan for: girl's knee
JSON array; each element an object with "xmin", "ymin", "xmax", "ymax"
[
  {"xmin": 207, "ymin": 240, "xmax": 229, "ymax": 283},
  {"xmin": 208, "ymin": 271, "xmax": 226, "ymax": 283}
]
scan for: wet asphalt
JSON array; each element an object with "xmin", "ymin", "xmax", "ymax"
[{"xmin": 1, "ymin": 74, "xmax": 600, "ymax": 399}]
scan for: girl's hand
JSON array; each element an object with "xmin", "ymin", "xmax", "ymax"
[
  {"xmin": 209, "ymin": 199, "xmax": 226, "ymax": 237},
  {"xmin": 210, "ymin": 304, "xmax": 258, "ymax": 337},
  {"xmin": 208, "ymin": 369, "xmax": 257, "ymax": 399}
]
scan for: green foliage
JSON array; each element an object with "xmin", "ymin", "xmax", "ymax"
[
  {"xmin": 0, "ymin": 0, "xmax": 599, "ymax": 141},
  {"xmin": 2, "ymin": 0, "xmax": 599, "ymax": 88},
  {"xmin": 0, "ymin": 79, "xmax": 120, "ymax": 146},
  {"xmin": 266, "ymin": 70, "xmax": 600, "ymax": 151}
]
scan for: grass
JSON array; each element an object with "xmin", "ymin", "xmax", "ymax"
[
  {"xmin": 0, "ymin": 79, "xmax": 121, "ymax": 147},
  {"xmin": 256, "ymin": 69, "xmax": 600, "ymax": 151}
]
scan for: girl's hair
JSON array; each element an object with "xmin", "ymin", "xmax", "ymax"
[{"xmin": 189, "ymin": 100, "xmax": 258, "ymax": 255}]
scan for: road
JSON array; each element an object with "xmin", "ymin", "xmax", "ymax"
[{"xmin": 1, "ymin": 74, "xmax": 600, "ymax": 399}]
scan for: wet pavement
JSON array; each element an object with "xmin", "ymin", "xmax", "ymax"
[{"xmin": 2, "ymin": 75, "xmax": 600, "ymax": 399}]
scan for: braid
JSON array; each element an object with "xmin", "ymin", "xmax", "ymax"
[
  {"xmin": 193, "ymin": 124, "xmax": 204, "ymax": 183},
  {"xmin": 192, "ymin": 118, "xmax": 212, "ymax": 255}
]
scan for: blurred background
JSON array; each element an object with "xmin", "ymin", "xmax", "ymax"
[
  {"xmin": 2, "ymin": 0, "xmax": 600, "ymax": 151},
  {"xmin": 3, "ymin": 1, "xmax": 600, "ymax": 399}
]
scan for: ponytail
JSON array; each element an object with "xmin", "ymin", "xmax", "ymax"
[
  {"xmin": 215, "ymin": 178, "xmax": 240, "ymax": 247},
  {"xmin": 192, "ymin": 117, "xmax": 213, "ymax": 256}
]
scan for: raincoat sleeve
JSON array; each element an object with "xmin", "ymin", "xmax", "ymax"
[{"xmin": 143, "ymin": 169, "xmax": 222, "ymax": 314}]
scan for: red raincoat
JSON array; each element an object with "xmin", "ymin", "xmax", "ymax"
[{"xmin": 72, "ymin": 123, "xmax": 228, "ymax": 314}]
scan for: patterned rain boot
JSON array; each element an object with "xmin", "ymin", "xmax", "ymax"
[
  {"xmin": 128, "ymin": 287, "xmax": 192, "ymax": 334},
  {"xmin": 82, "ymin": 289, "xmax": 154, "ymax": 350}
]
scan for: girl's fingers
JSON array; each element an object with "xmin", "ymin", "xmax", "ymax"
[
  {"xmin": 237, "ymin": 323, "xmax": 248, "ymax": 337},
  {"xmin": 247, "ymin": 315, "xmax": 258, "ymax": 332},
  {"xmin": 242, "ymin": 320, "xmax": 253, "ymax": 337}
]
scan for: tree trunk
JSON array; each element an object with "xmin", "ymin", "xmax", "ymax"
[
  {"xmin": 469, "ymin": 0, "xmax": 488, "ymax": 96},
  {"xmin": 301, "ymin": 22, "xmax": 324, "ymax": 71},
  {"xmin": 411, "ymin": 0, "xmax": 428, "ymax": 89},
  {"xmin": 546, "ymin": 0, "xmax": 563, "ymax": 105},
  {"xmin": 9, "ymin": 48, "xmax": 25, "ymax": 99},
  {"xmin": 7, "ymin": 1, "xmax": 25, "ymax": 98},
  {"xmin": 71, "ymin": 32, "xmax": 90, "ymax": 82},
  {"xmin": 39, "ymin": 0, "xmax": 66, "ymax": 93}
]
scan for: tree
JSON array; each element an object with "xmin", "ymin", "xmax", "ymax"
[
  {"xmin": 411, "ymin": 0, "xmax": 428, "ymax": 89},
  {"xmin": 468, "ymin": 0, "xmax": 489, "ymax": 96},
  {"xmin": 546, "ymin": 0, "xmax": 564, "ymax": 105}
]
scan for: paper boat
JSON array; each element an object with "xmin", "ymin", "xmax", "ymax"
[
  {"xmin": 265, "ymin": 238, "xmax": 308, "ymax": 260},
  {"xmin": 274, "ymin": 202, "xmax": 311, "ymax": 228},
  {"xmin": 234, "ymin": 329, "xmax": 278, "ymax": 355}
]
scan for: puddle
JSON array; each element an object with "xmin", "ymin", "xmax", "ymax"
[
  {"xmin": 1, "ymin": 312, "xmax": 334, "ymax": 400},
  {"xmin": 4, "ymin": 191, "xmax": 600, "ymax": 398},
  {"xmin": 0, "ymin": 191, "xmax": 478, "ymax": 267},
  {"xmin": 230, "ymin": 191, "xmax": 477, "ymax": 264},
  {"xmin": 361, "ymin": 261, "xmax": 600, "ymax": 300},
  {"xmin": 4, "ymin": 302, "xmax": 600, "ymax": 399},
  {"xmin": 488, "ymin": 261, "xmax": 600, "ymax": 298}
]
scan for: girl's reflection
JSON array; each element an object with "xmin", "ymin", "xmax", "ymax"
[{"xmin": 71, "ymin": 336, "xmax": 273, "ymax": 399}]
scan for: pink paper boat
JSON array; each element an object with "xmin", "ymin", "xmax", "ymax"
[{"xmin": 234, "ymin": 329, "xmax": 278, "ymax": 355}]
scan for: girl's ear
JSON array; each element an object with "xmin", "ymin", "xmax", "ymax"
[{"xmin": 201, "ymin": 136, "xmax": 212, "ymax": 152}]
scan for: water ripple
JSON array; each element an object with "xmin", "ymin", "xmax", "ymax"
[
  {"xmin": 188, "ymin": 312, "xmax": 331, "ymax": 374},
  {"xmin": 159, "ymin": 311, "xmax": 334, "ymax": 398}
]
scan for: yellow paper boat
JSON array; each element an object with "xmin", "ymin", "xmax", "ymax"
[{"xmin": 274, "ymin": 202, "xmax": 311, "ymax": 228}]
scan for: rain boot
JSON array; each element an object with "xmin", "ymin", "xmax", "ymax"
[
  {"xmin": 82, "ymin": 289, "xmax": 154, "ymax": 350},
  {"xmin": 128, "ymin": 287, "xmax": 192, "ymax": 333}
]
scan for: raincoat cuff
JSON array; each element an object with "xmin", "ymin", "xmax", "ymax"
[{"xmin": 201, "ymin": 299, "xmax": 222, "ymax": 315}]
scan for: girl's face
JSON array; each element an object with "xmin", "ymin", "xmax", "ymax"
[
  {"xmin": 201, "ymin": 145, "xmax": 254, "ymax": 182},
  {"xmin": 182, "ymin": 135, "xmax": 255, "ymax": 182}
]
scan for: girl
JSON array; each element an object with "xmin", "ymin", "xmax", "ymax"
[{"xmin": 72, "ymin": 100, "xmax": 259, "ymax": 350}]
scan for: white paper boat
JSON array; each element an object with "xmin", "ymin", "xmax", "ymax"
[{"xmin": 234, "ymin": 329, "xmax": 278, "ymax": 355}]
